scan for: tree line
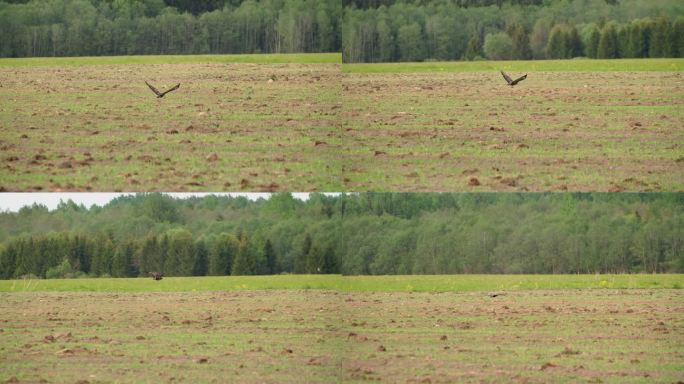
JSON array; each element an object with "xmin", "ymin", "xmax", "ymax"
[
  {"xmin": 342, "ymin": 0, "xmax": 684, "ymax": 62},
  {"xmin": 0, "ymin": 193, "xmax": 682, "ymax": 279},
  {"xmin": 0, "ymin": 0, "xmax": 341, "ymax": 57}
]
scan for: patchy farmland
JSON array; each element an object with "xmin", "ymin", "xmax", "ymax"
[
  {"xmin": 0, "ymin": 274, "xmax": 682, "ymax": 383},
  {"xmin": 0, "ymin": 54, "xmax": 342, "ymax": 191},
  {"xmin": 341, "ymin": 60, "xmax": 684, "ymax": 191}
]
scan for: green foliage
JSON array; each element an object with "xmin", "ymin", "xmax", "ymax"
[
  {"xmin": 0, "ymin": 193, "xmax": 683, "ymax": 278},
  {"xmin": 546, "ymin": 25, "xmax": 569, "ymax": 59},
  {"xmin": 483, "ymin": 32, "xmax": 513, "ymax": 60},
  {"xmin": 208, "ymin": 233, "xmax": 238, "ymax": 276},
  {"xmin": 507, "ymin": 23, "xmax": 532, "ymax": 60},
  {"xmin": 649, "ymin": 16, "xmax": 673, "ymax": 58},
  {"xmin": 673, "ymin": 17, "xmax": 684, "ymax": 57},
  {"xmin": 45, "ymin": 259, "xmax": 74, "ymax": 279},
  {"xmin": 231, "ymin": 233, "xmax": 255, "ymax": 275},
  {"xmin": 397, "ymin": 22, "xmax": 425, "ymax": 62},
  {"xmin": 263, "ymin": 240, "xmax": 276, "ymax": 275},
  {"xmin": 112, "ymin": 241, "xmax": 137, "ymax": 277},
  {"xmin": 598, "ymin": 23, "xmax": 620, "ymax": 58},
  {"xmin": 464, "ymin": 34, "xmax": 483, "ymax": 60},
  {"xmin": 342, "ymin": 0, "xmax": 683, "ymax": 62},
  {"xmin": 0, "ymin": 0, "xmax": 341, "ymax": 57},
  {"xmin": 585, "ymin": 25, "xmax": 601, "ymax": 58}
]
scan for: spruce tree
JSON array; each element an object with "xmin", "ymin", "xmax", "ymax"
[
  {"xmin": 464, "ymin": 34, "xmax": 482, "ymax": 60},
  {"xmin": 193, "ymin": 239, "xmax": 208, "ymax": 276},
  {"xmin": 670, "ymin": 17, "xmax": 684, "ymax": 57},
  {"xmin": 546, "ymin": 25, "xmax": 568, "ymax": 59},
  {"xmin": 231, "ymin": 233, "xmax": 255, "ymax": 276},
  {"xmin": 566, "ymin": 26, "xmax": 583, "ymax": 58},
  {"xmin": 585, "ymin": 26, "xmax": 600, "ymax": 58},
  {"xmin": 508, "ymin": 23, "xmax": 532, "ymax": 60},
  {"xmin": 264, "ymin": 239, "xmax": 276, "ymax": 275},
  {"xmin": 649, "ymin": 17, "xmax": 672, "ymax": 58},
  {"xmin": 597, "ymin": 24, "xmax": 619, "ymax": 59}
]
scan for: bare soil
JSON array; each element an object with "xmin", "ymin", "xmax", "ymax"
[
  {"xmin": 341, "ymin": 71, "xmax": 684, "ymax": 191},
  {"xmin": 1, "ymin": 289, "xmax": 681, "ymax": 383},
  {"xmin": 0, "ymin": 63, "xmax": 341, "ymax": 191}
]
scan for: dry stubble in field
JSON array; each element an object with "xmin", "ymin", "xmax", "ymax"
[
  {"xmin": 0, "ymin": 63, "xmax": 341, "ymax": 191},
  {"xmin": 0, "ymin": 289, "xmax": 681, "ymax": 383},
  {"xmin": 341, "ymin": 71, "xmax": 684, "ymax": 191}
]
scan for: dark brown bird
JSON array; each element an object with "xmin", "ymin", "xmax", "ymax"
[
  {"xmin": 145, "ymin": 81, "xmax": 180, "ymax": 98},
  {"xmin": 500, "ymin": 71, "xmax": 527, "ymax": 86},
  {"xmin": 148, "ymin": 272, "xmax": 163, "ymax": 280},
  {"xmin": 488, "ymin": 291, "xmax": 507, "ymax": 298}
]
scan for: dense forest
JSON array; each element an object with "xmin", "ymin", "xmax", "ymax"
[
  {"xmin": 0, "ymin": 193, "xmax": 682, "ymax": 279},
  {"xmin": 0, "ymin": 0, "xmax": 341, "ymax": 57},
  {"xmin": 342, "ymin": 0, "xmax": 684, "ymax": 62}
]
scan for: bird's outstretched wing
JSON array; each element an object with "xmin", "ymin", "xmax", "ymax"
[
  {"xmin": 500, "ymin": 71, "xmax": 513, "ymax": 85},
  {"xmin": 145, "ymin": 81, "xmax": 162, "ymax": 97},
  {"xmin": 511, "ymin": 74, "xmax": 527, "ymax": 85},
  {"xmin": 159, "ymin": 83, "xmax": 181, "ymax": 97}
]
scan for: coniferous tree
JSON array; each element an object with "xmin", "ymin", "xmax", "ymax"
[
  {"xmin": 507, "ymin": 23, "xmax": 532, "ymax": 60},
  {"xmin": 464, "ymin": 33, "xmax": 482, "ymax": 60},
  {"xmin": 585, "ymin": 25, "xmax": 601, "ymax": 58},
  {"xmin": 672, "ymin": 17, "xmax": 684, "ymax": 57},
  {"xmin": 263, "ymin": 239, "xmax": 276, "ymax": 275},
  {"xmin": 112, "ymin": 241, "xmax": 137, "ymax": 277},
  {"xmin": 597, "ymin": 23, "xmax": 619, "ymax": 58},
  {"xmin": 627, "ymin": 21, "xmax": 646, "ymax": 58},
  {"xmin": 566, "ymin": 26, "xmax": 583, "ymax": 57},
  {"xmin": 649, "ymin": 16, "xmax": 672, "ymax": 58},
  {"xmin": 295, "ymin": 234, "xmax": 312, "ymax": 274},
  {"xmin": 231, "ymin": 232, "xmax": 255, "ymax": 276},
  {"xmin": 546, "ymin": 25, "xmax": 568, "ymax": 59},
  {"xmin": 209, "ymin": 233, "xmax": 238, "ymax": 275},
  {"xmin": 322, "ymin": 246, "xmax": 337, "ymax": 274},
  {"xmin": 396, "ymin": 22, "xmax": 425, "ymax": 62},
  {"xmin": 193, "ymin": 238, "xmax": 209, "ymax": 276}
]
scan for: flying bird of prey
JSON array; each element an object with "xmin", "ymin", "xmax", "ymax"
[
  {"xmin": 148, "ymin": 272, "xmax": 164, "ymax": 281},
  {"xmin": 145, "ymin": 81, "xmax": 180, "ymax": 98},
  {"xmin": 500, "ymin": 71, "xmax": 527, "ymax": 86}
]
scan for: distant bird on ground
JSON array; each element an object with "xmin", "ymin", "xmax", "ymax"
[
  {"xmin": 488, "ymin": 291, "xmax": 507, "ymax": 298},
  {"xmin": 500, "ymin": 71, "xmax": 527, "ymax": 86},
  {"xmin": 145, "ymin": 81, "xmax": 180, "ymax": 98},
  {"xmin": 149, "ymin": 272, "xmax": 164, "ymax": 280}
]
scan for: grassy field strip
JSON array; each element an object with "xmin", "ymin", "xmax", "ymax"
[
  {"xmin": 0, "ymin": 53, "xmax": 342, "ymax": 67},
  {"xmin": 0, "ymin": 274, "xmax": 682, "ymax": 292},
  {"xmin": 342, "ymin": 58, "xmax": 684, "ymax": 73}
]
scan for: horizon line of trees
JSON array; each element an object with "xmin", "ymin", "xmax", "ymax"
[
  {"xmin": 0, "ymin": 193, "xmax": 682, "ymax": 279},
  {"xmin": 342, "ymin": 0, "xmax": 684, "ymax": 62},
  {"xmin": 0, "ymin": 0, "xmax": 341, "ymax": 58}
]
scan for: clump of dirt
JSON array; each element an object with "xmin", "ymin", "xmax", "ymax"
[{"xmin": 557, "ymin": 346, "xmax": 581, "ymax": 356}]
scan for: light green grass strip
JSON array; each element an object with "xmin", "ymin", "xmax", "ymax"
[
  {"xmin": 0, "ymin": 274, "xmax": 681, "ymax": 293},
  {"xmin": 342, "ymin": 58, "xmax": 684, "ymax": 73},
  {"xmin": 0, "ymin": 53, "xmax": 342, "ymax": 67}
]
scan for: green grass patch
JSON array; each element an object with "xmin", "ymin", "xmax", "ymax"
[
  {"xmin": 0, "ymin": 53, "xmax": 341, "ymax": 67},
  {"xmin": 1, "ymin": 274, "xmax": 682, "ymax": 293},
  {"xmin": 342, "ymin": 58, "xmax": 684, "ymax": 73}
]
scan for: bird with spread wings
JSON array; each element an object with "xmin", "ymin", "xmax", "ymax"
[
  {"xmin": 145, "ymin": 81, "xmax": 181, "ymax": 98},
  {"xmin": 500, "ymin": 71, "xmax": 527, "ymax": 86}
]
